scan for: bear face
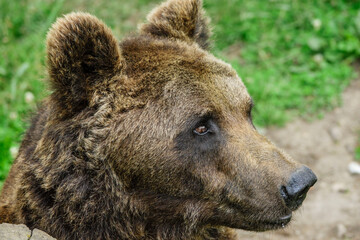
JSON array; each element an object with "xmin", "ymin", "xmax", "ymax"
[
  {"xmin": 112, "ymin": 37, "xmax": 298, "ymax": 231},
  {"xmin": 0, "ymin": 0, "xmax": 316, "ymax": 239}
]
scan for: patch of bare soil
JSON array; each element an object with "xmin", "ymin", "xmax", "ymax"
[{"xmin": 236, "ymin": 78, "xmax": 360, "ymax": 240}]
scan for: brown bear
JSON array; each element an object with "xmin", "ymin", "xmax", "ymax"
[{"xmin": 0, "ymin": 0, "xmax": 317, "ymax": 239}]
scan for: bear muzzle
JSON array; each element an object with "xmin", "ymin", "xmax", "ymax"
[{"xmin": 280, "ymin": 166, "xmax": 317, "ymax": 211}]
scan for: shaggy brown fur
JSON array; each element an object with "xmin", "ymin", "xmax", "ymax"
[{"xmin": 0, "ymin": 0, "xmax": 315, "ymax": 239}]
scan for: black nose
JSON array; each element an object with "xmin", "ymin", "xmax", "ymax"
[{"xmin": 280, "ymin": 166, "xmax": 317, "ymax": 210}]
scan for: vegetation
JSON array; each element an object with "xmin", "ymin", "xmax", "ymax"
[{"xmin": 1, "ymin": 0, "xmax": 360, "ymax": 186}]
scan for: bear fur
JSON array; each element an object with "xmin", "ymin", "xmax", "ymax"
[{"xmin": 0, "ymin": 0, "xmax": 312, "ymax": 239}]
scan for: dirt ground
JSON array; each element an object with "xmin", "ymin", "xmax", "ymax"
[{"xmin": 236, "ymin": 78, "xmax": 360, "ymax": 239}]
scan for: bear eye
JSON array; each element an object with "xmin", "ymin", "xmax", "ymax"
[{"xmin": 193, "ymin": 125, "xmax": 209, "ymax": 136}]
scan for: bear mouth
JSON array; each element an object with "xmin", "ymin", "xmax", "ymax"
[
  {"xmin": 258, "ymin": 213, "xmax": 292, "ymax": 230},
  {"xmin": 212, "ymin": 201, "xmax": 293, "ymax": 231},
  {"xmin": 236, "ymin": 213, "xmax": 292, "ymax": 231}
]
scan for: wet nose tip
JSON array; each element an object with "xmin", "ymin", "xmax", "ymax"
[{"xmin": 281, "ymin": 166, "xmax": 317, "ymax": 210}]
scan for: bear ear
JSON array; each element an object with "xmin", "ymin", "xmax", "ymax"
[
  {"xmin": 140, "ymin": 0, "xmax": 212, "ymax": 49},
  {"xmin": 46, "ymin": 12, "xmax": 123, "ymax": 116}
]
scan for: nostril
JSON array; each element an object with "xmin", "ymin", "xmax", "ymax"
[
  {"xmin": 297, "ymin": 186, "xmax": 310, "ymax": 199},
  {"xmin": 281, "ymin": 166, "xmax": 317, "ymax": 210}
]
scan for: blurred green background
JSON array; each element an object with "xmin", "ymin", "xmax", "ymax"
[{"xmin": 1, "ymin": 0, "xmax": 360, "ymax": 187}]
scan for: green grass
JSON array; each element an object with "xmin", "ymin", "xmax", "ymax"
[
  {"xmin": 1, "ymin": 0, "xmax": 360, "ymax": 187},
  {"xmin": 0, "ymin": 0, "xmax": 65, "ymax": 188},
  {"xmin": 206, "ymin": 0, "xmax": 359, "ymax": 126}
]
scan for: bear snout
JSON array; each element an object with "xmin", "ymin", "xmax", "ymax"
[{"xmin": 280, "ymin": 166, "xmax": 317, "ymax": 211}]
